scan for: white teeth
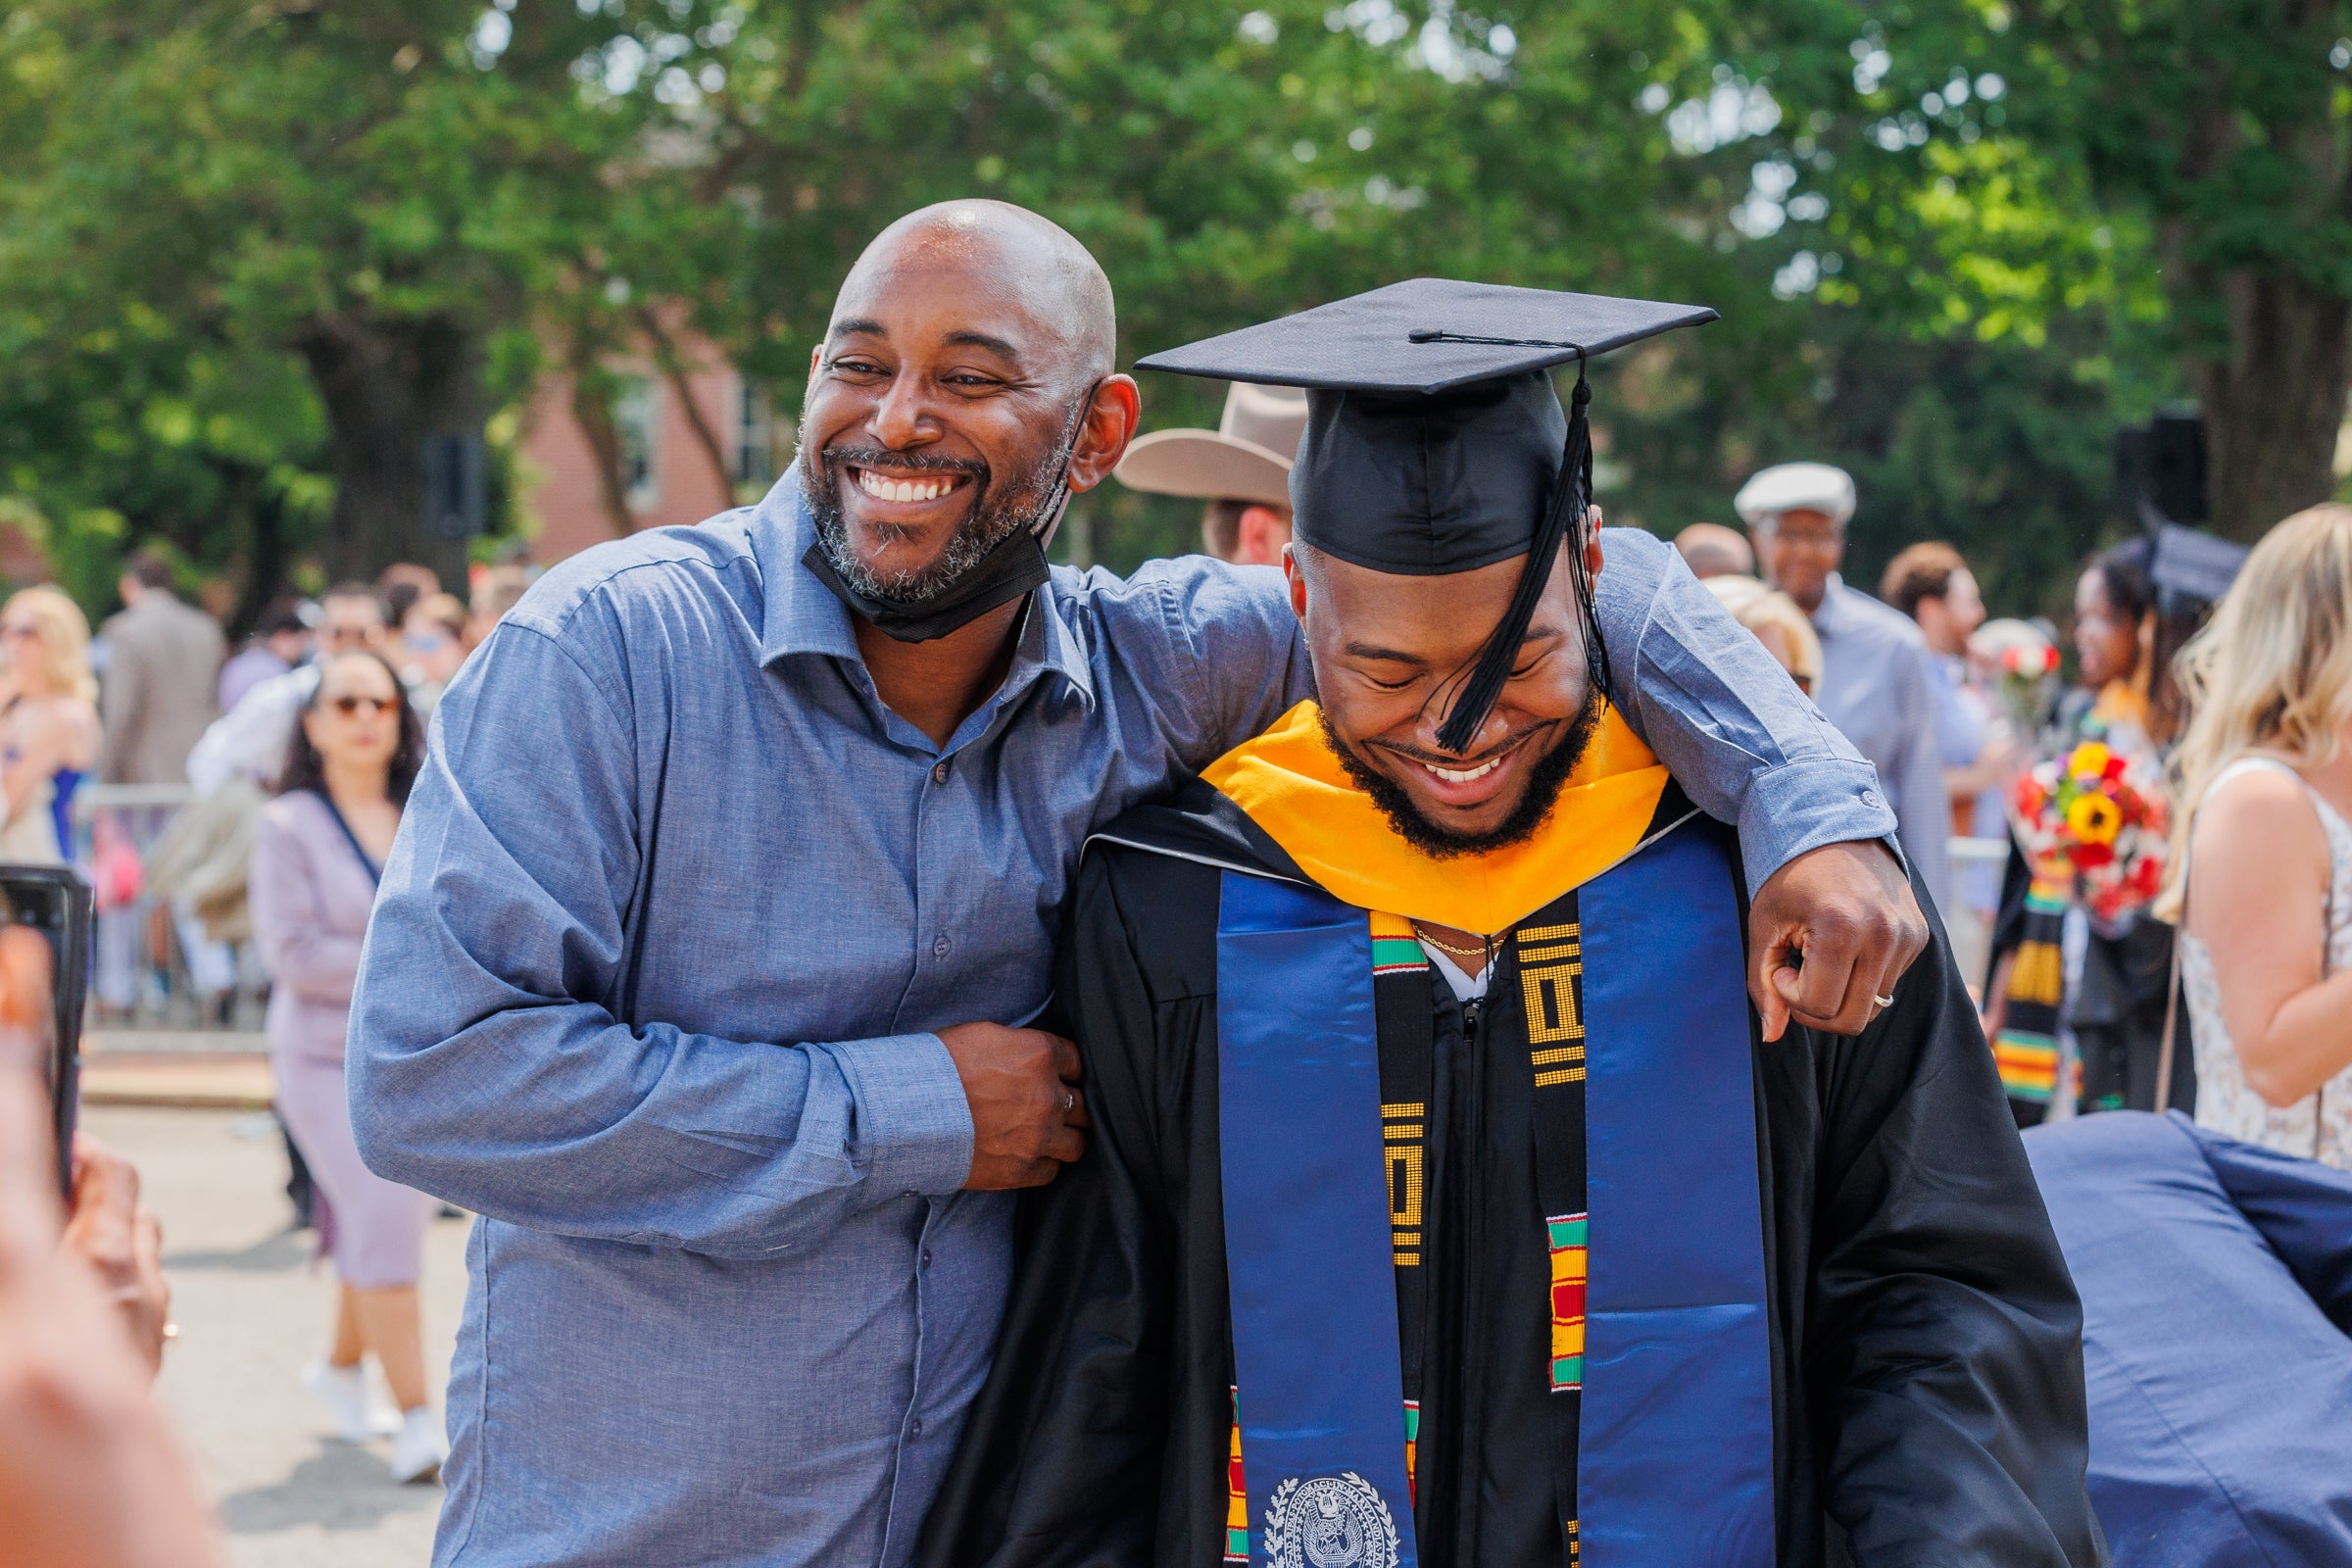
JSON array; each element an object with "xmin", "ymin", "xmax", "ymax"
[
  {"xmin": 1424, "ymin": 757, "xmax": 1501, "ymax": 784},
  {"xmin": 856, "ymin": 470, "xmax": 953, "ymax": 504}
]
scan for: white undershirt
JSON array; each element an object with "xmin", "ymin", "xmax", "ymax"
[{"xmin": 1419, "ymin": 940, "xmax": 1492, "ymax": 1003}]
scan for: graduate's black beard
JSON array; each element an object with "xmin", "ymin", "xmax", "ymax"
[
  {"xmin": 1322, "ymin": 691, "xmax": 1605, "ymax": 860},
  {"xmin": 800, "ymin": 442, "xmax": 1051, "ymax": 605}
]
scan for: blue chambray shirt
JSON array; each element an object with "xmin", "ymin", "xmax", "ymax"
[{"xmin": 348, "ymin": 475, "xmax": 1891, "ymax": 1568}]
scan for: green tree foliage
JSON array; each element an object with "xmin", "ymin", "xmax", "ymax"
[{"xmin": 0, "ymin": 0, "xmax": 2222, "ymax": 623}]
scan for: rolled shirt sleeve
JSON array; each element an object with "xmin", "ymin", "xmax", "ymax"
[
  {"xmin": 1592, "ymin": 528, "xmax": 1898, "ymax": 893},
  {"xmin": 346, "ymin": 617, "xmax": 974, "ymax": 1258}
]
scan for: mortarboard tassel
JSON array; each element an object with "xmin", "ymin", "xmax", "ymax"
[{"xmin": 1433, "ymin": 354, "xmax": 1607, "ymax": 755}]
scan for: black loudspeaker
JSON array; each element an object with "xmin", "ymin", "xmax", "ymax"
[
  {"xmin": 422, "ymin": 432, "xmax": 487, "ymax": 541},
  {"xmin": 2112, "ymin": 410, "xmax": 2207, "ymax": 528}
]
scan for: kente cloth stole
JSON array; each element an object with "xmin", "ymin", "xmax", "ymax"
[
  {"xmin": 1994, "ymin": 876, "xmax": 2069, "ymax": 1108},
  {"xmin": 1214, "ymin": 818, "xmax": 1775, "ymax": 1568}
]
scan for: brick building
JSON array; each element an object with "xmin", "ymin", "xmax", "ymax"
[{"xmin": 516, "ymin": 329, "xmax": 779, "ymax": 564}]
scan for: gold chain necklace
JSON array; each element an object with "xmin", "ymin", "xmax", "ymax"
[{"xmin": 1410, "ymin": 921, "xmax": 1497, "ymax": 962}]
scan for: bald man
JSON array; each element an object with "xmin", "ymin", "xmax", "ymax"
[
  {"xmin": 1676, "ymin": 519, "xmax": 1756, "ymax": 579},
  {"xmin": 349, "ymin": 201, "xmax": 1925, "ymax": 1566}
]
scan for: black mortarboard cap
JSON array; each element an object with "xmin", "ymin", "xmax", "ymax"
[
  {"xmin": 2150, "ymin": 522, "xmax": 2248, "ymax": 614},
  {"xmin": 1137, "ymin": 279, "xmax": 1715, "ymax": 752}
]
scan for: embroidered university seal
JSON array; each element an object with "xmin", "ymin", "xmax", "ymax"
[{"xmin": 1261, "ymin": 1471, "xmax": 1399, "ymax": 1568}]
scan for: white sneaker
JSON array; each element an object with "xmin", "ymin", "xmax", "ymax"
[
  {"xmin": 388, "ymin": 1407, "xmax": 447, "ymax": 1485},
  {"xmin": 302, "ymin": 1360, "xmax": 399, "ymax": 1443}
]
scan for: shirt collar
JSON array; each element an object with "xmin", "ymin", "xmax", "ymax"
[
  {"xmin": 1808, "ymin": 572, "xmax": 1857, "ymax": 633},
  {"xmin": 750, "ymin": 466, "xmax": 1096, "ymax": 711}
]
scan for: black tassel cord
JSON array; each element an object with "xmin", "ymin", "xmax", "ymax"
[{"xmin": 1422, "ymin": 349, "xmax": 1614, "ymax": 757}]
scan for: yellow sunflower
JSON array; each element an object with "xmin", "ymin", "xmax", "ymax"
[{"xmin": 2065, "ymin": 792, "xmax": 2123, "ymax": 846}]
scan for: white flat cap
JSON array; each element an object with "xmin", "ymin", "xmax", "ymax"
[{"xmin": 1733, "ymin": 462, "xmax": 1856, "ymax": 528}]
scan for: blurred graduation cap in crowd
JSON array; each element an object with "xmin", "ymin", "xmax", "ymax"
[
  {"xmin": 1137, "ymin": 278, "xmax": 1716, "ymax": 752},
  {"xmin": 2151, "ymin": 523, "xmax": 2249, "ymax": 616},
  {"xmin": 2110, "ymin": 409, "xmax": 2247, "ymax": 614}
]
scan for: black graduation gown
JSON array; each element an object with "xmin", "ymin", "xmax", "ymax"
[{"xmin": 918, "ymin": 783, "xmax": 2105, "ymax": 1568}]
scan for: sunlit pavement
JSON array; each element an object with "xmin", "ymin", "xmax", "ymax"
[{"xmin": 91, "ymin": 1104, "xmax": 471, "ymax": 1568}]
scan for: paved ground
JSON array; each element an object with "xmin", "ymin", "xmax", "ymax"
[{"xmin": 92, "ymin": 1104, "xmax": 471, "ymax": 1568}]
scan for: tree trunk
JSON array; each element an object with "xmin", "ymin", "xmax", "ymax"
[
  {"xmin": 2186, "ymin": 268, "xmax": 2351, "ymax": 542},
  {"xmin": 293, "ymin": 313, "xmax": 482, "ymax": 587},
  {"xmin": 637, "ymin": 306, "xmax": 736, "ymax": 499},
  {"xmin": 560, "ymin": 321, "xmax": 638, "ymax": 541}
]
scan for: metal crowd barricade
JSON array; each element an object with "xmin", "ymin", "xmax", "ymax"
[{"xmin": 74, "ymin": 781, "xmax": 270, "ymax": 1041}]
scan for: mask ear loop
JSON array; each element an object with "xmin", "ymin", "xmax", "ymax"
[{"xmin": 1028, "ymin": 378, "xmax": 1104, "ymax": 541}]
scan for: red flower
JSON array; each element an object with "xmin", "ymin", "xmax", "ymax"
[
  {"xmin": 2072, "ymin": 841, "xmax": 2116, "ymax": 869},
  {"xmin": 2102, "ymin": 755, "xmax": 2129, "ymax": 783}
]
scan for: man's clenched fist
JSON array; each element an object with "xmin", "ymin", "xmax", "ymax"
[{"xmin": 937, "ymin": 1022, "xmax": 1089, "ymax": 1190}]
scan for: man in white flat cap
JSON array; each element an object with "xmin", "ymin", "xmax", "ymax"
[
  {"xmin": 1111, "ymin": 381, "xmax": 1305, "ymax": 565},
  {"xmin": 1737, "ymin": 462, "xmax": 1952, "ymax": 909}
]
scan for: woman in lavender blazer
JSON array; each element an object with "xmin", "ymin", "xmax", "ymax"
[{"xmin": 249, "ymin": 648, "xmax": 444, "ymax": 1484}]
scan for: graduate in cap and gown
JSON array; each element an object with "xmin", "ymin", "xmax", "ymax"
[{"xmin": 917, "ymin": 281, "xmax": 2103, "ymax": 1568}]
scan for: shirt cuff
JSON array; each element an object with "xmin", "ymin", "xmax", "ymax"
[
  {"xmin": 1736, "ymin": 757, "xmax": 1901, "ymax": 894},
  {"xmin": 828, "ymin": 1032, "xmax": 974, "ymax": 1198}
]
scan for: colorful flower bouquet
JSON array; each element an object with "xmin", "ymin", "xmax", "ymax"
[{"xmin": 2009, "ymin": 739, "xmax": 2171, "ymax": 924}]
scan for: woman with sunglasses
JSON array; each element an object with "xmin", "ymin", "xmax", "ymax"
[
  {"xmin": 249, "ymin": 650, "xmax": 446, "ymax": 1483},
  {"xmin": 0, "ymin": 588, "xmax": 100, "ymax": 863}
]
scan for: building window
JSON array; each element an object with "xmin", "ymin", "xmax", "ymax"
[
  {"xmin": 615, "ymin": 376, "xmax": 659, "ymax": 511},
  {"xmin": 735, "ymin": 379, "xmax": 772, "ymax": 487}
]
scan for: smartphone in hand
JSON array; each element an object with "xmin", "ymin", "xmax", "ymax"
[{"xmin": 0, "ymin": 865, "xmax": 91, "ymax": 1194}]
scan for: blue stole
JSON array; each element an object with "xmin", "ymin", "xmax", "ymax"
[{"xmin": 1215, "ymin": 820, "xmax": 1773, "ymax": 1565}]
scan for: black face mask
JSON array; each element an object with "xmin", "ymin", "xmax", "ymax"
[
  {"xmin": 803, "ymin": 382, "xmax": 1098, "ymax": 645},
  {"xmin": 801, "ymin": 525, "xmax": 1051, "ymax": 644}
]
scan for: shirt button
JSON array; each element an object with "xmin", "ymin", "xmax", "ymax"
[
  {"xmin": 908, "ymin": 1417, "xmax": 924, "ymax": 1438},
  {"xmin": 932, "ymin": 760, "xmax": 951, "ymax": 784},
  {"xmin": 1861, "ymin": 789, "xmax": 1882, "ymax": 808},
  {"xmin": 932, "ymin": 934, "xmax": 952, "ymax": 958},
  {"xmin": 920, "ymin": 1249, "xmax": 933, "ymax": 1269}
]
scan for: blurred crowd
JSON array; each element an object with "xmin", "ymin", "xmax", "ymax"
[
  {"xmin": 7, "ymin": 437, "xmax": 2352, "ymax": 1567},
  {"xmin": 0, "ymin": 552, "xmax": 535, "ymax": 1503}
]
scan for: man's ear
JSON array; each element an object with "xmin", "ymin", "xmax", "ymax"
[
  {"xmin": 1062, "ymin": 375, "xmax": 1143, "ymax": 494},
  {"xmin": 1283, "ymin": 545, "xmax": 1307, "ymax": 621}
]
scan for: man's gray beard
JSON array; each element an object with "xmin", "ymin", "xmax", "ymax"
[{"xmin": 800, "ymin": 448, "xmax": 1041, "ymax": 607}]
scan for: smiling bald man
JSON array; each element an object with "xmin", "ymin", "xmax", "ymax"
[{"xmin": 348, "ymin": 201, "xmax": 1925, "ymax": 1567}]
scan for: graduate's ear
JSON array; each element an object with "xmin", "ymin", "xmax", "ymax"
[
  {"xmin": 1283, "ymin": 545, "xmax": 1307, "ymax": 620},
  {"xmin": 1585, "ymin": 507, "xmax": 1606, "ymax": 580}
]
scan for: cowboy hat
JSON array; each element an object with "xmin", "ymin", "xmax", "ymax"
[{"xmin": 1111, "ymin": 382, "xmax": 1307, "ymax": 510}]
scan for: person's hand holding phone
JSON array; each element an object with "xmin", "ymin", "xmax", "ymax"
[
  {"xmin": 0, "ymin": 1020, "xmax": 218, "ymax": 1568},
  {"xmin": 61, "ymin": 1133, "xmax": 172, "ymax": 1373}
]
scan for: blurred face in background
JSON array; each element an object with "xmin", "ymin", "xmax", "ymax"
[
  {"xmin": 300, "ymin": 653, "xmax": 402, "ymax": 777},
  {"xmin": 265, "ymin": 625, "xmax": 310, "ymax": 665},
  {"xmin": 318, "ymin": 593, "xmax": 386, "ymax": 657},
  {"xmin": 0, "ymin": 588, "xmax": 92, "ymax": 703},
  {"xmin": 401, "ymin": 596, "xmax": 468, "ymax": 685},
  {"xmin": 1914, "ymin": 568, "xmax": 1985, "ymax": 658},
  {"xmin": 2073, "ymin": 565, "xmax": 2142, "ymax": 688},
  {"xmin": 1749, "ymin": 507, "xmax": 1843, "ymax": 615}
]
